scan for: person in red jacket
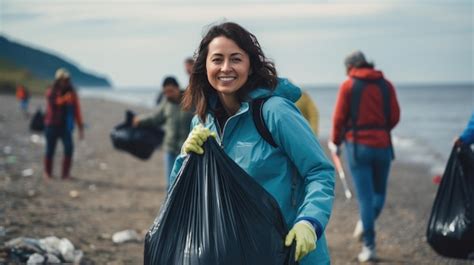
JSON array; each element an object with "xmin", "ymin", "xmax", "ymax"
[
  {"xmin": 43, "ymin": 68, "xmax": 84, "ymax": 180},
  {"xmin": 329, "ymin": 50, "xmax": 400, "ymax": 262},
  {"xmin": 16, "ymin": 84, "xmax": 30, "ymax": 117}
]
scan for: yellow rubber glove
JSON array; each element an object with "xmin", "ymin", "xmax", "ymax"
[
  {"xmin": 182, "ymin": 124, "xmax": 216, "ymax": 155},
  {"xmin": 285, "ymin": 221, "xmax": 317, "ymax": 261}
]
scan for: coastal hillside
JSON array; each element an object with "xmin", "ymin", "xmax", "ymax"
[
  {"xmin": 0, "ymin": 58, "xmax": 50, "ymax": 94},
  {"xmin": 0, "ymin": 35, "xmax": 111, "ymax": 91}
]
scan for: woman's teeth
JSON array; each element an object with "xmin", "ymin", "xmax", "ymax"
[{"xmin": 218, "ymin": 77, "xmax": 236, "ymax": 81}]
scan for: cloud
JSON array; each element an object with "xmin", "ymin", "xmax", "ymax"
[
  {"xmin": 1, "ymin": 0, "xmax": 472, "ymax": 85},
  {"xmin": 4, "ymin": 2, "xmax": 394, "ymax": 25}
]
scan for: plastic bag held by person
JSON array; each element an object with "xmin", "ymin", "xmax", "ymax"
[
  {"xmin": 144, "ymin": 138, "xmax": 297, "ymax": 265},
  {"xmin": 110, "ymin": 110, "xmax": 164, "ymax": 160},
  {"xmin": 30, "ymin": 109, "xmax": 45, "ymax": 132},
  {"xmin": 427, "ymin": 145, "xmax": 474, "ymax": 259}
]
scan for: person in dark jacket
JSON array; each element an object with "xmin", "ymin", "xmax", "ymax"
[
  {"xmin": 156, "ymin": 57, "xmax": 195, "ymax": 105},
  {"xmin": 43, "ymin": 68, "xmax": 84, "ymax": 180},
  {"xmin": 330, "ymin": 50, "xmax": 400, "ymax": 262},
  {"xmin": 134, "ymin": 76, "xmax": 193, "ymax": 185}
]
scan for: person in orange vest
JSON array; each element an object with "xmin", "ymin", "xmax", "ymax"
[
  {"xmin": 330, "ymin": 50, "xmax": 400, "ymax": 262},
  {"xmin": 43, "ymin": 68, "xmax": 84, "ymax": 180},
  {"xmin": 16, "ymin": 84, "xmax": 30, "ymax": 116}
]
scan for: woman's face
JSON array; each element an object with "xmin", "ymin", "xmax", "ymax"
[{"xmin": 206, "ymin": 36, "xmax": 251, "ymax": 97}]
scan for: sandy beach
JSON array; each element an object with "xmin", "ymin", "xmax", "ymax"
[{"xmin": 0, "ymin": 95, "xmax": 470, "ymax": 264}]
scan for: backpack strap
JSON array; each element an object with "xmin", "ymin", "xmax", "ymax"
[
  {"xmin": 251, "ymin": 97, "xmax": 278, "ymax": 148},
  {"xmin": 252, "ymin": 96, "xmax": 300, "ymax": 207},
  {"xmin": 349, "ymin": 78, "xmax": 366, "ymax": 133},
  {"xmin": 375, "ymin": 79, "xmax": 391, "ymax": 129},
  {"xmin": 348, "ymin": 79, "xmax": 366, "ymax": 160},
  {"xmin": 375, "ymin": 79, "xmax": 395, "ymax": 160}
]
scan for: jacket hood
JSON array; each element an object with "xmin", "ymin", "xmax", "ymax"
[
  {"xmin": 248, "ymin": 78, "xmax": 301, "ymax": 103},
  {"xmin": 349, "ymin": 68, "xmax": 384, "ymax": 80}
]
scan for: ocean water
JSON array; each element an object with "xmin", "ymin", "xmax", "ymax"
[
  {"xmin": 305, "ymin": 83, "xmax": 473, "ymax": 174},
  {"xmin": 80, "ymin": 83, "xmax": 473, "ymax": 174}
]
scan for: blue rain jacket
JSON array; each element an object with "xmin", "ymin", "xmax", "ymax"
[{"xmin": 169, "ymin": 79, "xmax": 335, "ymax": 264}]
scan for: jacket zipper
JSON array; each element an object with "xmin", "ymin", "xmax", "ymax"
[
  {"xmin": 215, "ymin": 109, "xmax": 247, "ymax": 148},
  {"xmin": 215, "ymin": 119, "xmax": 223, "ymax": 146}
]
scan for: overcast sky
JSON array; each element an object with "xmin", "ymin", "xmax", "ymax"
[{"xmin": 1, "ymin": 0, "xmax": 472, "ymax": 87}]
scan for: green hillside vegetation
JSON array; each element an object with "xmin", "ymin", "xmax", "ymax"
[
  {"xmin": 0, "ymin": 58, "xmax": 51, "ymax": 95},
  {"xmin": 0, "ymin": 36, "xmax": 111, "ymax": 87}
]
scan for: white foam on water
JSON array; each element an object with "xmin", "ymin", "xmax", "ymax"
[
  {"xmin": 391, "ymin": 134, "xmax": 447, "ymax": 176},
  {"xmin": 79, "ymin": 88, "xmax": 156, "ymax": 109},
  {"xmin": 80, "ymin": 83, "xmax": 472, "ymax": 178}
]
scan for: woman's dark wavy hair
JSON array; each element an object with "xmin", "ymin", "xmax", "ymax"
[{"xmin": 182, "ymin": 22, "xmax": 278, "ymax": 122}]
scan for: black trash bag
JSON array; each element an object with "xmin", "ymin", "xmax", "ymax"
[
  {"xmin": 110, "ymin": 110, "xmax": 164, "ymax": 160},
  {"xmin": 29, "ymin": 109, "xmax": 44, "ymax": 132},
  {"xmin": 427, "ymin": 145, "xmax": 474, "ymax": 259},
  {"xmin": 144, "ymin": 137, "xmax": 297, "ymax": 265}
]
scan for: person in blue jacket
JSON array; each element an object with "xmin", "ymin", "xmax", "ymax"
[
  {"xmin": 168, "ymin": 22, "xmax": 335, "ymax": 264},
  {"xmin": 455, "ymin": 111, "xmax": 474, "ymax": 146}
]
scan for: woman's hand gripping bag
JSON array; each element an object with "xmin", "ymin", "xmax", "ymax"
[{"xmin": 144, "ymin": 138, "xmax": 297, "ymax": 265}]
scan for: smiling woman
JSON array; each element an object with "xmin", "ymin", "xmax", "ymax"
[
  {"xmin": 206, "ymin": 36, "xmax": 251, "ymax": 115},
  {"xmin": 183, "ymin": 22, "xmax": 277, "ymax": 122},
  {"xmin": 167, "ymin": 22, "xmax": 336, "ymax": 265}
]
